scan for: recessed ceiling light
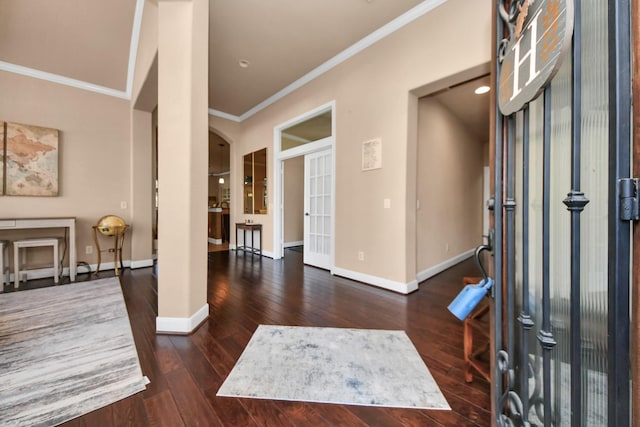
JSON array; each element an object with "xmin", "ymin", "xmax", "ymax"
[
  {"xmin": 238, "ymin": 59, "xmax": 250, "ymax": 68},
  {"xmin": 474, "ymin": 85, "xmax": 490, "ymax": 95}
]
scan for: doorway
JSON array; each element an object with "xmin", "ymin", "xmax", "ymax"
[
  {"xmin": 416, "ymin": 75, "xmax": 491, "ymax": 280},
  {"xmin": 208, "ymin": 131, "xmax": 231, "ymax": 252},
  {"xmin": 273, "ymin": 102, "xmax": 335, "ymax": 270}
]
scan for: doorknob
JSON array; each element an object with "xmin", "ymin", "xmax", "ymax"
[{"xmin": 305, "ymin": 213, "xmax": 310, "ymax": 216}]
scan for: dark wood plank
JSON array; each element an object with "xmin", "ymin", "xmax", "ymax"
[
  {"xmin": 165, "ymin": 367, "xmax": 224, "ymax": 426},
  {"xmin": 203, "ymin": 388, "xmax": 260, "ymax": 427},
  {"xmin": 274, "ymin": 401, "xmax": 334, "ymax": 427},
  {"xmin": 111, "ymin": 393, "xmax": 148, "ymax": 427},
  {"xmin": 143, "ymin": 390, "xmax": 186, "ymax": 427},
  {"xmin": 236, "ymin": 398, "xmax": 297, "ymax": 427},
  {"xmin": 51, "ymin": 249, "xmax": 490, "ymax": 426}
]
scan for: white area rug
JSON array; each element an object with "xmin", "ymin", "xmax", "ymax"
[
  {"xmin": 0, "ymin": 278, "xmax": 147, "ymax": 426},
  {"xmin": 217, "ymin": 325, "xmax": 450, "ymax": 410}
]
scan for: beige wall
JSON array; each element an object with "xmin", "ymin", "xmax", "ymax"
[
  {"xmin": 0, "ymin": 70, "xmax": 132, "ymax": 269},
  {"xmin": 130, "ymin": 109, "xmax": 153, "ymax": 265},
  {"xmin": 416, "ymin": 97, "xmax": 484, "ymax": 272},
  {"xmin": 132, "ymin": 0, "xmax": 158, "ymax": 105},
  {"xmin": 283, "ymin": 156, "xmax": 304, "ymax": 245},
  {"xmin": 223, "ymin": 0, "xmax": 491, "ymax": 286}
]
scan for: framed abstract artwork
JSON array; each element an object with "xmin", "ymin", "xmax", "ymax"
[{"xmin": 4, "ymin": 121, "xmax": 59, "ymax": 196}]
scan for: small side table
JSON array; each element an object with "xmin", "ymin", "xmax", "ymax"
[
  {"xmin": 92, "ymin": 224, "xmax": 128, "ymax": 276},
  {"xmin": 462, "ymin": 276, "xmax": 490, "ymax": 383},
  {"xmin": 236, "ymin": 223, "xmax": 262, "ymax": 257}
]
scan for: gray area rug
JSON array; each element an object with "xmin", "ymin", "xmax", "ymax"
[
  {"xmin": 0, "ymin": 277, "xmax": 147, "ymax": 426},
  {"xmin": 217, "ymin": 325, "xmax": 450, "ymax": 410}
]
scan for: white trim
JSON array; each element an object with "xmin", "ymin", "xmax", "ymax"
[
  {"xmin": 273, "ymin": 101, "xmax": 336, "ymax": 263},
  {"xmin": 0, "ymin": 0, "xmax": 145, "ymax": 100},
  {"xmin": 208, "ymin": 108, "xmax": 243, "ymax": 122},
  {"xmin": 156, "ymin": 303, "xmax": 209, "ymax": 334},
  {"xmin": 281, "ymin": 133, "xmax": 311, "ymax": 144},
  {"xmin": 6, "ymin": 258, "xmax": 148, "ymax": 282},
  {"xmin": 130, "ymin": 259, "xmax": 154, "ymax": 269},
  {"xmin": 125, "ymin": 0, "xmax": 145, "ymax": 97},
  {"xmin": 278, "ymin": 137, "xmax": 332, "ymax": 161},
  {"xmin": 235, "ymin": 0, "xmax": 447, "ymax": 121},
  {"xmin": 284, "ymin": 241, "xmax": 304, "ymax": 248},
  {"xmin": 416, "ymin": 249, "xmax": 475, "ymax": 284},
  {"xmin": 332, "ymin": 267, "xmax": 418, "ymax": 295},
  {"xmin": 0, "ymin": 61, "xmax": 129, "ymax": 99},
  {"xmin": 208, "ymin": 237, "xmax": 223, "ymax": 245}
]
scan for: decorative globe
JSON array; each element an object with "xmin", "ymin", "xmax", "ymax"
[{"xmin": 96, "ymin": 215, "xmax": 127, "ymax": 236}]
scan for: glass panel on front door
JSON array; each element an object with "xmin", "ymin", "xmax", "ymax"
[{"xmin": 493, "ymin": 1, "xmax": 632, "ymax": 425}]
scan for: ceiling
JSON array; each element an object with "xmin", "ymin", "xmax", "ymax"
[
  {"xmin": 431, "ymin": 75, "xmax": 491, "ymax": 141},
  {"xmin": 0, "ymin": 0, "xmax": 488, "ymax": 135}
]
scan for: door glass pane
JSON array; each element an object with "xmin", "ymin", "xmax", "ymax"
[
  {"xmin": 549, "ymin": 55, "xmax": 572, "ymax": 426},
  {"xmin": 514, "ymin": 110, "xmax": 524, "ymax": 398},
  {"xmin": 580, "ymin": 1, "xmax": 609, "ymax": 423},
  {"xmin": 527, "ymin": 95, "xmax": 545, "ymax": 424},
  {"xmin": 281, "ymin": 111, "xmax": 332, "ymax": 151}
]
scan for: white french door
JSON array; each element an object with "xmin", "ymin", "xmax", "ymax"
[{"xmin": 303, "ymin": 149, "xmax": 332, "ymax": 269}]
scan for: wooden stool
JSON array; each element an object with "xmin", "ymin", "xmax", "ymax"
[
  {"xmin": 0, "ymin": 240, "xmax": 9, "ymax": 286},
  {"xmin": 462, "ymin": 276, "xmax": 490, "ymax": 383},
  {"xmin": 13, "ymin": 237, "xmax": 62, "ymax": 288}
]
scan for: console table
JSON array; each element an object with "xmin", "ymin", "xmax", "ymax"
[
  {"xmin": 235, "ymin": 223, "xmax": 262, "ymax": 257},
  {"xmin": 0, "ymin": 217, "xmax": 77, "ymax": 282}
]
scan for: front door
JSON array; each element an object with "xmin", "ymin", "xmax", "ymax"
[
  {"xmin": 303, "ymin": 149, "xmax": 332, "ymax": 270},
  {"xmin": 492, "ymin": 1, "xmax": 633, "ymax": 426}
]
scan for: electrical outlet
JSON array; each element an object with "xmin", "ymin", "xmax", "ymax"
[
  {"xmin": 120, "ymin": 201, "xmax": 127, "ymax": 209},
  {"xmin": 384, "ymin": 198, "xmax": 391, "ymax": 209},
  {"xmin": 358, "ymin": 251, "xmax": 365, "ymax": 261},
  {"xmin": 85, "ymin": 245, "xmax": 93, "ymax": 255}
]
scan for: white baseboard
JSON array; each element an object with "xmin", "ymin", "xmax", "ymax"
[
  {"xmin": 284, "ymin": 241, "xmax": 303, "ymax": 248},
  {"xmin": 156, "ymin": 303, "xmax": 209, "ymax": 334},
  {"xmin": 6, "ymin": 259, "xmax": 148, "ymax": 283},
  {"xmin": 208, "ymin": 238, "xmax": 223, "ymax": 245},
  {"xmin": 331, "ymin": 267, "xmax": 418, "ymax": 295},
  {"xmin": 130, "ymin": 259, "xmax": 154, "ymax": 269},
  {"xmin": 416, "ymin": 249, "xmax": 475, "ymax": 284}
]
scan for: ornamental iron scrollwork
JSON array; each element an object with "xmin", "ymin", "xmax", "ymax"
[
  {"xmin": 497, "ymin": 0, "xmax": 528, "ymax": 62},
  {"xmin": 496, "ymin": 350, "xmax": 531, "ymax": 427}
]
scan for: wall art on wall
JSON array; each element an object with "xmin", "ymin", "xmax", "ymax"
[
  {"xmin": 5, "ymin": 121, "xmax": 59, "ymax": 196},
  {"xmin": 362, "ymin": 138, "xmax": 382, "ymax": 171}
]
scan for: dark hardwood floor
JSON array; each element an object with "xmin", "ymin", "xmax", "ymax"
[{"xmin": 49, "ymin": 249, "xmax": 490, "ymax": 426}]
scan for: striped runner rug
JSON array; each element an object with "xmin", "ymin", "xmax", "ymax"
[{"xmin": 0, "ymin": 277, "xmax": 147, "ymax": 426}]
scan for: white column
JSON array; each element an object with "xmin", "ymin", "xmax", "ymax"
[{"xmin": 156, "ymin": 0, "xmax": 209, "ymax": 333}]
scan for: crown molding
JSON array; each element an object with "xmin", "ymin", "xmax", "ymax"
[
  {"xmin": 230, "ymin": 0, "xmax": 448, "ymax": 122},
  {"xmin": 208, "ymin": 108, "xmax": 243, "ymax": 122},
  {"xmin": 0, "ymin": 0, "xmax": 145, "ymax": 101},
  {"xmin": 0, "ymin": 0, "xmax": 446, "ymax": 115},
  {"xmin": 125, "ymin": 0, "xmax": 146, "ymax": 98},
  {"xmin": 0, "ymin": 60, "xmax": 130, "ymax": 99}
]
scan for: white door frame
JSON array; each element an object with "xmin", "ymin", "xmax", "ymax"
[{"xmin": 273, "ymin": 101, "xmax": 336, "ymax": 266}]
